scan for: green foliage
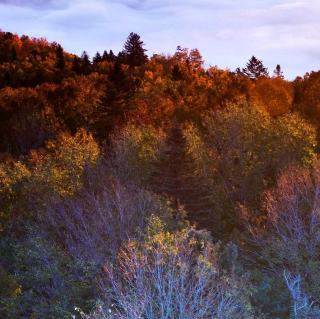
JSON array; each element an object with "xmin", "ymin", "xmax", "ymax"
[
  {"xmin": 111, "ymin": 125, "xmax": 166, "ymax": 186},
  {"xmin": 0, "ymin": 230, "xmax": 96, "ymax": 318},
  {"xmin": 0, "ymin": 266, "xmax": 21, "ymax": 298},
  {"xmin": 250, "ymin": 270, "xmax": 291, "ymax": 318},
  {"xmin": 184, "ymin": 101, "xmax": 317, "ymax": 236}
]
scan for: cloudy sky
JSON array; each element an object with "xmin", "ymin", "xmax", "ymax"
[{"xmin": 1, "ymin": 0, "xmax": 319, "ymax": 78}]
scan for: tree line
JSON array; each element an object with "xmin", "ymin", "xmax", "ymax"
[{"xmin": 1, "ymin": 30, "xmax": 320, "ymax": 318}]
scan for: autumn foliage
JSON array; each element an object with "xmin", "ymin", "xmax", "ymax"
[{"xmin": 1, "ymin": 31, "xmax": 320, "ymax": 318}]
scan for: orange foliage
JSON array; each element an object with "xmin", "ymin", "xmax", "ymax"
[{"xmin": 250, "ymin": 77, "xmax": 293, "ymax": 116}]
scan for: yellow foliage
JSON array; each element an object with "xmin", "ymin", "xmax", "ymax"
[
  {"xmin": 0, "ymin": 129, "xmax": 100, "ymax": 231},
  {"xmin": 0, "ymin": 267, "xmax": 22, "ymax": 298},
  {"xmin": 30, "ymin": 129, "xmax": 100, "ymax": 197}
]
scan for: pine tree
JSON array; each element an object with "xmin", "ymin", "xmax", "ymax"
[
  {"xmin": 71, "ymin": 56, "xmax": 82, "ymax": 74},
  {"xmin": 235, "ymin": 67, "xmax": 243, "ymax": 75},
  {"xmin": 102, "ymin": 50, "xmax": 109, "ymax": 61},
  {"xmin": 94, "ymin": 60, "xmax": 133, "ymax": 138},
  {"xmin": 81, "ymin": 51, "xmax": 91, "ymax": 74},
  {"xmin": 108, "ymin": 50, "xmax": 116, "ymax": 62},
  {"xmin": 151, "ymin": 124, "xmax": 214, "ymax": 229},
  {"xmin": 81, "ymin": 51, "xmax": 90, "ymax": 65},
  {"xmin": 242, "ymin": 56, "xmax": 269, "ymax": 79},
  {"xmin": 123, "ymin": 32, "xmax": 147, "ymax": 67},
  {"xmin": 93, "ymin": 52, "xmax": 102, "ymax": 64},
  {"xmin": 55, "ymin": 44, "xmax": 65, "ymax": 70},
  {"xmin": 109, "ymin": 60, "xmax": 127, "ymax": 88},
  {"xmin": 273, "ymin": 64, "xmax": 284, "ymax": 79}
]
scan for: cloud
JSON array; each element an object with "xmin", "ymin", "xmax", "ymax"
[
  {"xmin": 0, "ymin": 0, "xmax": 319, "ymax": 78},
  {"xmin": 0, "ymin": 0, "xmax": 68, "ymax": 9}
]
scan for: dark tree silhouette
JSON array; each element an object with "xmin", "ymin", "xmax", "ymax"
[
  {"xmin": 109, "ymin": 60, "xmax": 127, "ymax": 87},
  {"xmin": 11, "ymin": 46, "xmax": 17, "ymax": 62},
  {"xmin": 102, "ymin": 50, "xmax": 109, "ymax": 61},
  {"xmin": 172, "ymin": 64, "xmax": 183, "ymax": 81},
  {"xmin": 81, "ymin": 51, "xmax": 90, "ymax": 64},
  {"xmin": 71, "ymin": 55, "xmax": 82, "ymax": 74},
  {"xmin": 123, "ymin": 32, "xmax": 148, "ymax": 67},
  {"xmin": 81, "ymin": 51, "xmax": 91, "ymax": 74},
  {"xmin": 235, "ymin": 67, "xmax": 243, "ymax": 75},
  {"xmin": 93, "ymin": 51, "xmax": 102, "ymax": 64},
  {"xmin": 242, "ymin": 56, "xmax": 269, "ymax": 79},
  {"xmin": 117, "ymin": 51, "xmax": 126, "ymax": 65},
  {"xmin": 55, "ymin": 44, "xmax": 65, "ymax": 70},
  {"xmin": 102, "ymin": 50, "xmax": 116, "ymax": 62},
  {"xmin": 273, "ymin": 64, "xmax": 284, "ymax": 79},
  {"xmin": 108, "ymin": 50, "xmax": 116, "ymax": 62}
]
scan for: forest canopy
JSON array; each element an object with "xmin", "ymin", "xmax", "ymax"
[{"xmin": 1, "ymin": 30, "xmax": 320, "ymax": 318}]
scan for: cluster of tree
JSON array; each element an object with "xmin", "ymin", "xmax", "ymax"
[{"xmin": 1, "ymin": 31, "xmax": 320, "ymax": 318}]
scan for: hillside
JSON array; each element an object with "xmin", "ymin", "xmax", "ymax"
[{"xmin": 1, "ymin": 31, "xmax": 320, "ymax": 318}]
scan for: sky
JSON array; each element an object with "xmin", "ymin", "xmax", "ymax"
[{"xmin": 0, "ymin": 0, "xmax": 320, "ymax": 79}]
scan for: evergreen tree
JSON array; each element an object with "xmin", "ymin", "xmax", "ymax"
[
  {"xmin": 117, "ymin": 51, "xmax": 126, "ymax": 64},
  {"xmin": 81, "ymin": 51, "xmax": 91, "ymax": 74},
  {"xmin": 55, "ymin": 44, "xmax": 65, "ymax": 70},
  {"xmin": 109, "ymin": 60, "xmax": 128, "ymax": 90},
  {"xmin": 235, "ymin": 67, "xmax": 243, "ymax": 75},
  {"xmin": 102, "ymin": 50, "xmax": 116, "ymax": 62},
  {"xmin": 102, "ymin": 50, "xmax": 109, "ymax": 61},
  {"xmin": 108, "ymin": 50, "xmax": 116, "ymax": 62},
  {"xmin": 242, "ymin": 56, "xmax": 269, "ymax": 79},
  {"xmin": 71, "ymin": 55, "xmax": 82, "ymax": 74},
  {"xmin": 273, "ymin": 64, "xmax": 284, "ymax": 79},
  {"xmin": 81, "ymin": 51, "xmax": 90, "ymax": 65},
  {"xmin": 94, "ymin": 60, "xmax": 133, "ymax": 138},
  {"xmin": 93, "ymin": 51, "xmax": 102, "ymax": 64},
  {"xmin": 123, "ymin": 32, "xmax": 148, "ymax": 67}
]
